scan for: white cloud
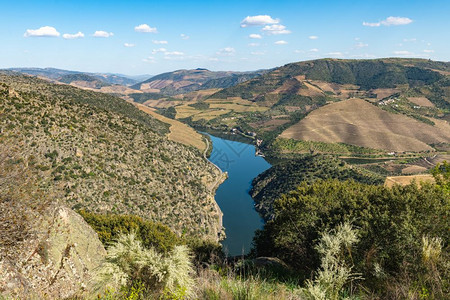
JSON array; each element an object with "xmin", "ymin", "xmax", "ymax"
[
  {"xmin": 152, "ymin": 40, "xmax": 168, "ymax": 44},
  {"xmin": 248, "ymin": 43, "xmax": 260, "ymax": 47},
  {"xmin": 216, "ymin": 47, "xmax": 236, "ymax": 56},
  {"xmin": 165, "ymin": 51, "xmax": 184, "ymax": 56},
  {"xmin": 355, "ymin": 42, "xmax": 368, "ymax": 48},
  {"xmin": 249, "ymin": 33, "xmax": 262, "ymax": 39},
  {"xmin": 142, "ymin": 56, "xmax": 156, "ymax": 63},
  {"xmin": 209, "ymin": 57, "xmax": 219, "ymax": 61},
  {"xmin": 152, "ymin": 48, "xmax": 167, "ymax": 54},
  {"xmin": 309, "ymin": 48, "xmax": 319, "ymax": 52},
  {"xmin": 124, "ymin": 43, "xmax": 135, "ymax": 47},
  {"xmin": 309, "ymin": 35, "xmax": 318, "ymax": 40},
  {"xmin": 164, "ymin": 51, "xmax": 185, "ymax": 60},
  {"xmin": 393, "ymin": 50, "xmax": 413, "ymax": 55},
  {"xmin": 240, "ymin": 15, "xmax": 279, "ymax": 27},
  {"xmin": 327, "ymin": 52, "xmax": 343, "ymax": 56},
  {"xmin": 251, "ymin": 51, "xmax": 265, "ymax": 55},
  {"xmin": 180, "ymin": 33, "xmax": 189, "ymax": 40},
  {"xmin": 62, "ymin": 31, "xmax": 84, "ymax": 39},
  {"xmin": 24, "ymin": 26, "xmax": 60, "ymax": 37},
  {"xmin": 275, "ymin": 40, "xmax": 288, "ymax": 45},
  {"xmin": 351, "ymin": 53, "xmax": 376, "ymax": 58},
  {"xmin": 93, "ymin": 31, "xmax": 113, "ymax": 38},
  {"xmin": 135, "ymin": 24, "xmax": 157, "ymax": 33},
  {"xmin": 403, "ymin": 38, "xmax": 417, "ymax": 42},
  {"xmin": 423, "ymin": 49, "xmax": 434, "ymax": 53},
  {"xmin": 262, "ymin": 24, "xmax": 291, "ymax": 35},
  {"xmin": 363, "ymin": 16, "xmax": 413, "ymax": 27},
  {"xmin": 294, "ymin": 50, "xmax": 304, "ymax": 53}
]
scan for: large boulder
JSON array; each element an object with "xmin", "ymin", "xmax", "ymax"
[{"xmin": 0, "ymin": 204, "xmax": 106, "ymax": 299}]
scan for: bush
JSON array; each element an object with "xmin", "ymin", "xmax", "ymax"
[
  {"xmin": 78, "ymin": 211, "xmax": 180, "ymax": 253},
  {"xmin": 95, "ymin": 232, "xmax": 195, "ymax": 299},
  {"xmin": 253, "ymin": 179, "xmax": 449, "ymax": 296}
]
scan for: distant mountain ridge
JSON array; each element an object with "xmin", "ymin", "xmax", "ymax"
[
  {"xmin": 7, "ymin": 67, "xmax": 139, "ymax": 86},
  {"xmin": 131, "ymin": 68, "xmax": 268, "ymax": 95}
]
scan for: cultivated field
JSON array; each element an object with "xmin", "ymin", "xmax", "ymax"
[
  {"xmin": 408, "ymin": 97, "xmax": 435, "ymax": 107},
  {"xmin": 175, "ymin": 97, "xmax": 268, "ymax": 121},
  {"xmin": 191, "ymin": 110, "xmax": 231, "ymax": 121},
  {"xmin": 135, "ymin": 104, "xmax": 206, "ymax": 151},
  {"xmin": 384, "ymin": 174, "xmax": 435, "ymax": 187},
  {"xmin": 280, "ymin": 98, "xmax": 450, "ymax": 152},
  {"xmin": 182, "ymin": 88, "xmax": 221, "ymax": 101}
]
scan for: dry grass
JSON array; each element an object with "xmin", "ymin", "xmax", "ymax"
[
  {"xmin": 175, "ymin": 105, "xmax": 202, "ymax": 119},
  {"xmin": 280, "ymin": 98, "xmax": 450, "ymax": 152},
  {"xmin": 371, "ymin": 88, "xmax": 401, "ymax": 100},
  {"xmin": 183, "ymin": 89, "xmax": 222, "ymax": 101},
  {"xmin": 298, "ymin": 82, "xmax": 324, "ymax": 97},
  {"xmin": 401, "ymin": 165, "xmax": 428, "ymax": 174},
  {"xmin": 384, "ymin": 174, "xmax": 435, "ymax": 187},
  {"xmin": 408, "ymin": 97, "xmax": 435, "ymax": 107},
  {"xmin": 191, "ymin": 110, "xmax": 231, "ymax": 121},
  {"xmin": 135, "ymin": 104, "xmax": 206, "ymax": 151}
]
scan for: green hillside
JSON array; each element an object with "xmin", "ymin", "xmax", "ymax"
[
  {"xmin": 173, "ymin": 58, "xmax": 450, "ymax": 156},
  {"xmin": 131, "ymin": 68, "xmax": 266, "ymax": 95},
  {"xmin": 0, "ymin": 72, "xmax": 223, "ymax": 240},
  {"xmin": 250, "ymin": 155, "xmax": 385, "ymax": 220}
]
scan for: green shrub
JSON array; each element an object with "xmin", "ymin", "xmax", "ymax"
[
  {"xmin": 253, "ymin": 179, "xmax": 449, "ymax": 296},
  {"xmin": 78, "ymin": 211, "xmax": 180, "ymax": 253}
]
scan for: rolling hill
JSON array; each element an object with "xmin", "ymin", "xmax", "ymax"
[
  {"xmin": 162, "ymin": 58, "xmax": 449, "ymax": 155},
  {"xmin": 279, "ymin": 98, "xmax": 450, "ymax": 152},
  {"xmin": 7, "ymin": 67, "xmax": 139, "ymax": 86},
  {"xmin": 131, "ymin": 68, "xmax": 267, "ymax": 95}
]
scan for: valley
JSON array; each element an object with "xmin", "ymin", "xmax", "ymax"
[{"xmin": 1, "ymin": 58, "xmax": 449, "ymax": 299}]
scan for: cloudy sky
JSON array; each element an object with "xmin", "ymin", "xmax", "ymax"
[{"xmin": 1, "ymin": 0, "xmax": 448, "ymax": 75}]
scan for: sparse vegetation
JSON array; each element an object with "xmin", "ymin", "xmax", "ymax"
[{"xmin": 0, "ymin": 74, "xmax": 222, "ymax": 240}]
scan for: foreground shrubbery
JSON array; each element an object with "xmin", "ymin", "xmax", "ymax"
[
  {"xmin": 78, "ymin": 210, "xmax": 181, "ymax": 253},
  {"xmin": 253, "ymin": 178, "xmax": 449, "ymax": 298},
  {"xmin": 95, "ymin": 233, "xmax": 195, "ymax": 299}
]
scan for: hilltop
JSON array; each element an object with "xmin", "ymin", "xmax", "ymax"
[
  {"xmin": 146, "ymin": 58, "xmax": 450, "ymax": 157},
  {"xmin": 0, "ymin": 72, "xmax": 224, "ymax": 240},
  {"xmin": 131, "ymin": 68, "xmax": 267, "ymax": 96},
  {"xmin": 8, "ymin": 67, "xmax": 138, "ymax": 86}
]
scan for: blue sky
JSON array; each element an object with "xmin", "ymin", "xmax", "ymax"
[{"xmin": 0, "ymin": 0, "xmax": 448, "ymax": 75}]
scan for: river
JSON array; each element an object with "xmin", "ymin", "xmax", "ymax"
[{"xmin": 207, "ymin": 134, "xmax": 271, "ymax": 256}]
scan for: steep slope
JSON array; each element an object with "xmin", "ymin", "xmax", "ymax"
[
  {"xmin": 213, "ymin": 58, "xmax": 448, "ymax": 103},
  {"xmin": 0, "ymin": 73, "xmax": 223, "ymax": 240},
  {"xmin": 132, "ymin": 68, "xmax": 265, "ymax": 95}
]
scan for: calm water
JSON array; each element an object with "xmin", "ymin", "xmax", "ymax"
[{"xmin": 207, "ymin": 134, "xmax": 271, "ymax": 256}]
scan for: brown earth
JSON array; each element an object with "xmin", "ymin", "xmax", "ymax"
[
  {"xmin": 135, "ymin": 104, "xmax": 206, "ymax": 151},
  {"xmin": 384, "ymin": 174, "xmax": 435, "ymax": 187},
  {"xmin": 408, "ymin": 97, "xmax": 435, "ymax": 107},
  {"xmin": 280, "ymin": 98, "xmax": 450, "ymax": 152}
]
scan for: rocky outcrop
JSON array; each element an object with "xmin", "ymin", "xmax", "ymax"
[{"xmin": 0, "ymin": 204, "xmax": 106, "ymax": 299}]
